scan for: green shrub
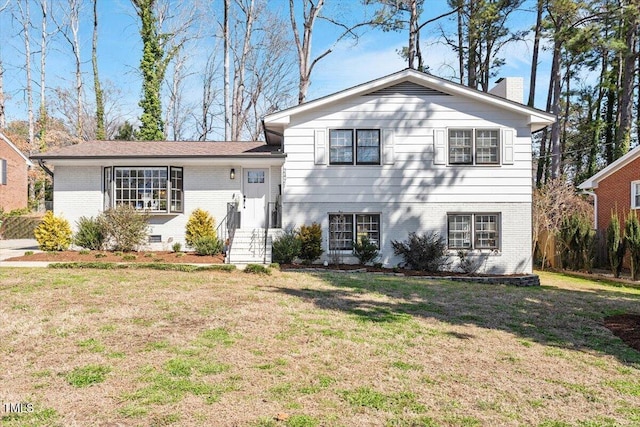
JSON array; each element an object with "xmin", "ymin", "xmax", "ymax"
[
  {"xmin": 98, "ymin": 205, "xmax": 149, "ymax": 252},
  {"xmin": 244, "ymin": 264, "xmax": 271, "ymax": 275},
  {"xmin": 122, "ymin": 254, "xmax": 137, "ymax": 261},
  {"xmin": 558, "ymin": 213, "xmax": 595, "ymax": 271},
  {"xmin": 352, "ymin": 235, "xmax": 379, "ymax": 265},
  {"xmin": 192, "ymin": 235, "xmax": 224, "ymax": 256},
  {"xmin": 185, "ymin": 208, "xmax": 216, "ymax": 247},
  {"xmin": 24, "ymin": 250, "xmax": 34, "ymax": 256},
  {"xmin": 625, "ymin": 212, "xmax": 640, "ymax": 280},
  {"xmin": 79, "ymin": 249, "xmax": 90, "ymax": 255},
  {"xmin": 298, "ymin": 222, "xmax": 323, "ymax": 265},
  {"xmin": 607, "ymin": 212, "xmax": 626, "ymax": 278},
  {"xmin": 74, "ymin": 216, "xmax": 105, "ymax": 250},
  {"xmin": 34, "ymin": 211, "xmax": 73, "ymax": 251},
  {"xmin": 272, "ymin": 228, "xmax": 301, "ymax": 264},
  {"xmin": 391, "ymin": 232, "xmax": 448, "ymax": 272},
  {"xmin": 172, "ymin": 242, "xmax": 182, "ymax": 253}
]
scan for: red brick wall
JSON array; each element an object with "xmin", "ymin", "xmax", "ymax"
[
  {"xmin": 595, "ymin": 155, "xmax": 640, "ymax": 232},
  {"xmin": 0, "ymin": 141, "xmax": 29, "ymax": 211}
]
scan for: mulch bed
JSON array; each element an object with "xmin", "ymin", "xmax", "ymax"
[
  {"xmin": 604, "ymin": 314, "xmax": 640, "ymax": 353},
  {"xmin": 6, "ymin": 250, "xmax": 224, "ymax": 264}
]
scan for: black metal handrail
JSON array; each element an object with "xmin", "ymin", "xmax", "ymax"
[{"xmin": 216, "ymin": 202, "xmax": 239, "ymax": 263}]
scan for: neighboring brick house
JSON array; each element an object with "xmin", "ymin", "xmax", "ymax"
[
  {"xmin": 0, "ymin": 132, "xmax": 32, "ymax": 211},
  {"xmin": 579, "ymin": 146, "xmax": 640, "ymax": 233}
]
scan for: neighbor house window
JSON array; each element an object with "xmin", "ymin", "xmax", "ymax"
[
  {"xmin": 632, "ymin": 181, "xmax": 640, "ymax": 209},
  {"xmin": 0, "ymin": 158, "xmax": 7, "ymax": 185},
  {"xmin": 329, "ymin": 129, "xmax": 380, "ymax": 165},
  {"xmin": 104, "ymin": 166, "xmax": 183, "ymax": 213},
  {"xmin": 447, "ymin": 213, "xmax": 500, "ymax": 250},
  {"xmin": 329, "ymin": 213, "xmax": 380, "ymax": 250},
  {"xmin": 448, "ymin": 129, "xmax": 500, "ymax": 165}
]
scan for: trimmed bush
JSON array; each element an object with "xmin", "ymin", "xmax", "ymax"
[
  {"xmin": 607, "ymin": 212, "xmax": 626, "ymax": 278},
  {"xmin": 192, "ymin": 235, "xmax": 224, "ymax": 256},
  {"xmin": 352, "ymin": 235, "xmax": 379, "ymax": 265},
  {"xmin": 34, "ymin": 211, "xmax": 73, "ymax": 251},
  {"xmin": 185, "ymin": 208, "xmax": 217, "ymax": 247},
  {"xmin": 558, "ymin": 213, "xmax": 595, "ymax": 271},
  {"xmin": 272, "ymin": 228, "xmax": 301, "ymax": 264},
  {"xmin": 98, "ymin": 205, "xmax": 149, "ymax": 252},
  {"xmin": 244, "ymin": 264, "xmax": 271, "ymax": 275},
  {"xmin": 172, "ymin": 242, "xmax": 182, "ymax": 253},
  {"xmin": 391, "ymin": 232, "xmax": 448, "ymax": 272},
  {"xmin": 298, "ymin": 222, "xmax": 323, "ymax": 265},
  {"xmin": 625, "ymin": 212, "xmax": 640, "ymax": 280},
  {"xmin": 74, "ymin": 216, "xmax": 105, "ymax": 250}
]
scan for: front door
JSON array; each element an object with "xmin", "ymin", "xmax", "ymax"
[{"xmin": 243, "ymin": 169, "xmax": 268, "ymax": 228}]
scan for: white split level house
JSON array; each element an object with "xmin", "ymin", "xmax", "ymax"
[{"xmin": 32, "ymin": 69, "xmax": 555, "ymax": 273}]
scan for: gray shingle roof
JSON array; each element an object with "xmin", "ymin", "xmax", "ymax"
[{"xmin": 31, "ymin": 140, "xmax": 283, "ymax": 160}]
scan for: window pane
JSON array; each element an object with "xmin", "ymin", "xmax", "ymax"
[
  {"xmin": 330, "ymin": 130, "xmax": 353, "ymax": 164},
  {"xmin": 356, "ymin": 214, "xmax": 380, "ymax": 248},
  {"xmin": 475, "ymin": 214, "xmax": 499, "ymax": 249},
  {"xmin": 476, "ymin": 130, "xmax": 499, "ymax": 164},
  {"xmin": 448, "ymin": 214, "xmax": 472, "ymax": 248},
  {"xmin": 449, "ymin": 130, "xmax": 472, "ymax": 164},
  {"xmin": 248, "ymin": 171, "xmax": 265, "ymax": 183},
  {"xmin": 329, "ymin": 214, "xmax": 354, "ymax": 250},
  {"xmin": 170, "ymin": 167, "xmax": 183, "ymax": 213},
  {"xmin": 114, "ymin": 167, "xmax": 168, "ymax": 212},
  {"xmin": 356, "ymin": 130, "xmax": 380, "ymax": 164}
]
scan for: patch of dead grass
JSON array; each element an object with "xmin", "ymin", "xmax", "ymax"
[{"xmin": 0, "ymin": 268, "xmax": 639, "ymax": 426}]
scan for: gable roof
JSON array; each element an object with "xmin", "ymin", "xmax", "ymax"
[
  {"xmin": 263, "ymin": 68, "xmax": 556, "ymax": 144},
  {"xmin": 31, "ymin": 140, "xmax": 284, "ymax": 160},
  {"xmin": 0, "ymin": 132, "xmax": 33, "ymax": 166},
  {"xmin": 578, "ymin": 145, "xmax": 640, "ymax": 190}
]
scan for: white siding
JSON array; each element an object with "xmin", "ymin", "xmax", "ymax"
[{"xmin": 280, "ymin": 91, "xmax": 535, "ymax": 273}]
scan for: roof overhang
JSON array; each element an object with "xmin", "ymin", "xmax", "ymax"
[
  {"xmin": 0, "ymin": 131, "xmax": 34, "ymax": 167},
  {"xmin": 578, "ymin": 145, "xmax": 640, "ymax": 190},
  {"xmin": 263, "ymin": 68, "xmax": 556, "ymax": 135}
]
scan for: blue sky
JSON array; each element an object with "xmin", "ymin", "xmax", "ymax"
[{"xmin": 0, "ymin": 0, "xmax": 554, "ymax": 135}]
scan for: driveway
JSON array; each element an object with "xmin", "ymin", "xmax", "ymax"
[{"xmin": 0, "ymin": 239, "xmax": 47, "ymax": 266}]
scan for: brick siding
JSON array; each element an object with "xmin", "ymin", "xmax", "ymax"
[{"xmin": 0, "ymin": 141, "xmax": 29, "ymax": 211}]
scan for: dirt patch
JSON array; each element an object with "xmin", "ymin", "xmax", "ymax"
[
  {"xmin": 7, "ymin": 250, "xmax": 224, "ymax": 264},
  {"xmin": 605, "ymin": 314, "xmax": 640, "ymax": 352}
]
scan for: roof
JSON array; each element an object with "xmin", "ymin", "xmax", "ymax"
[
  {"xmin": 263, "ymin": 68, "xmax": 556, "ymax": 144},
  {"xmin": 0, "ymin": 132, "xmax": 33, "ymax": 166},
  {"xmin": 578, "ymin": 145, "xmax": 640, "ymax": 190},
  {"xmin": 31, "ymin": 140, "xmax": 284, "ymax": 160}
]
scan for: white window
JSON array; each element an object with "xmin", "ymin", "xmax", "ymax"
[
  {"xmin": 329, "ymin": 213, "xmax": 380, "ymax": 250},
  {"xmin": 329, "ymin": 129, "xmax": 380, "ymax": 165},
  {"xmin": 104, "ymin": 166, "xmax": 183, "ymax": 213},
  {"xmin": 448, "ymin": 213, "xmax": 500, "ymax": 250},
  {"xmin": 632, "ymin": 181, "xmax": 640, "ymax": 209},
  {"xmin": 0, "ymin": 158, "xmax": 7, "ymax": 185},
  {"xmin": 448, "ymin": 129, "xmax": 500, "ymax": 165}
]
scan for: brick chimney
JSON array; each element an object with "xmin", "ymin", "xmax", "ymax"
[{"xmin": 488, "ymin": 77, "xmax": 524, "ymax": 104}]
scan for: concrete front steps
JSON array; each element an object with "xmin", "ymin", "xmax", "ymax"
[{"xmin": 227, "ymin": 228, "xmax": 282, "ymax": 265}]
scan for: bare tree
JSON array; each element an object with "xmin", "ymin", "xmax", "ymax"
[
  {"xmin": 196, "ymin": 51, "xmax": 221, "ymax": 141},
  {"xmin": 0, "ymin": 58, "xmax": 6, "ymax": 129},
  {"xmin": 55, "ymin": 0, "xmax": 83, "ymax": 138},
  {"xmin": 93, "ymin": 0, "xmax": 105, "ymax": 139},
  {"xmin": 223, "ymin": 0, "xmax": 231, "ymax": 139}
]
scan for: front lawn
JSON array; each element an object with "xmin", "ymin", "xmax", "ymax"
[{"xmin": 1, "ymin": 268, "xmax": 639, "ymax": 426}]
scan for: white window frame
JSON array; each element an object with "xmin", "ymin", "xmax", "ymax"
[
  {"xmin": 631, "ymin": 180, "xmax": 640, "ymax": 209},
  {"xmin": 329, "ymin": 213, "xmax": 381, "ymax": 251},
  {"xmin": 447, "ymin": 213, "xmax": 500, "ymax": 250},
  {"xmin": 448, "ymin": 128, "xmax": 500, "ymax": 165},
  {"xmin": 104, "ymin": 166, "xmax": 183, "ymax": 214}
]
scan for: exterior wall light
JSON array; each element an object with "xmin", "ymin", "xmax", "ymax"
[{"xmin": 230, "ymin": 168, "xmax": 235, "ymax": 180}]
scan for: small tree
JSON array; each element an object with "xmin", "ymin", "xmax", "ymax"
[
  {"xmin": 99, "ymin": 205, "xmax": 149, "ymax": 252},
  {"xmin": 391, "ymin": 232, "xmax": 448, "ymax": 272},
  {"xmin": 558, "ymin": 214, "xmax": 595, "ymax": 271},
  {"xmin": 298, "ymin": 222, "xmax": 323, "ymax": 265},
  {"xmin": 34, "ymin": 211, "xmax": 72, "ymax": 251},
  {"xmin": 185, "ymin": 208, "xmax": 216, "ymax": 247},
  {"xmin": 353, "ymin": 235, "xmax": 379, "ymax": 265},
  {"xmin": 625, "ymin": 212, "xmax": 640, "ymax": 280},
  {"xmin": 606, "ymin": 212, "xmax": 626, "ymax": 278}
]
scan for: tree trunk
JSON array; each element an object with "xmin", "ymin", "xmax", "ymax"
[
  {"xmin": 456, "ymin": 1, "xmax": 464, "ymax": 84},
  {"xmin": 549, "ymin": 38, "xmax": 562, "ymax": 179},
  {"xmin": 223, "ymin": 0, "xmax": 231, "ymax": 140},
  {"xmin": 528, "ymin": 0, "xmax": 543, "ymax": 107},
  {"xmin": 39, "ymin": 0, "xmax": 47, "ymax": 150},
  {"xmin": 407, "ymin": 0, "xmax": 418, "ymax": 69},
  {"xmin": 290, "ymin": 0, "xmax": 324, "ymax": 104},
  {"xmin": 0, "ymin": 58, "xmax": 5, "ymax": 129},
  {"xmin": 93, "ymin": 0, "xmax": 105, "ymax": 140}
]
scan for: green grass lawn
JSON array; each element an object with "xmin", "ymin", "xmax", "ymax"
[{"xmin": 0, "ymin": 268, "xmax": 639, "ymax": 426}]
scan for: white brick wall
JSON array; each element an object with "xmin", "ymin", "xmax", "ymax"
[{"xmin": 283, "ymin": 201, "xmax": 532, "ymax": 274}]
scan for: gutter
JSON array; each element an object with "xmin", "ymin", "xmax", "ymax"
[
  {"xmin": 38, "ymin": 159, "xmax": 54, "ymax": 178},
  {"xmin": 582, "ymin": 190, "xmax": 598, "ymax": 231}
]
